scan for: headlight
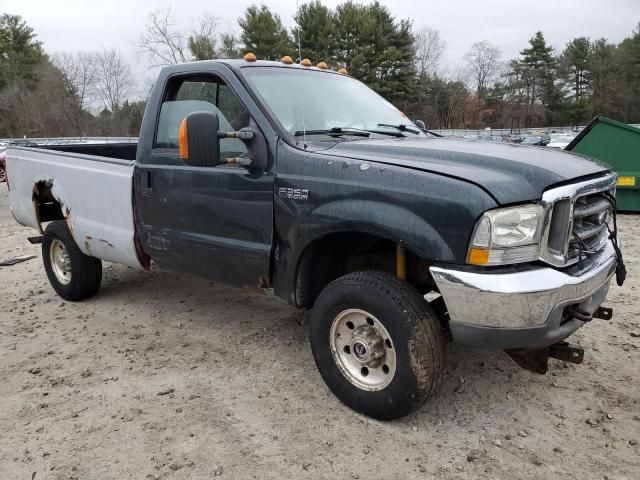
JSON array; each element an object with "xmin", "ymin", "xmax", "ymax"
[{"xmin": 467, "ymin": 204, "xmax": 543, "ymax": 266}]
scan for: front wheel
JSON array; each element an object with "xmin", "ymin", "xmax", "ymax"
[
  {"xmin": 42, "ymin": 221, "xmax": 102, "ymax": 301},
  {"xmin": 310, "ymin": 271, "xmax": 446, "ymax": 420}
]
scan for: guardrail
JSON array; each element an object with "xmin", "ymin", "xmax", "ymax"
[{"xmin": 0, "ymin": 137, "xmax": 138, "ymax": 146}]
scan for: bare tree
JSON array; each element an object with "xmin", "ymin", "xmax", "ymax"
[
  {"xmin": 414, "ymin": 27, "xmax": 446, "ymax": 78},
  {"xmin": 464, "ymin": 40, "xmax": 502, "ymax": 99},
  {"xmin": 52, "ymin": 51, "xmax": 94, "ymax": 110},
  {"xmin": 90, "ymin": 48, "xmax": 133, "ymax": 112},
  {"xmin": 139, "ymin": 9, "xmax": 226, "ymax": 64},
  {"xmin": 138, "ymin": 7, "xmax": 189, "ymax": 65},
  {"xmin": 188, "ymin": 14, "xmax": 221, "ymax": 60}
]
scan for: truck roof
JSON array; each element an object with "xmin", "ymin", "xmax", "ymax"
[{"xmin": 160, "ymin": 58, "xmax": 345, "ymax": 77}]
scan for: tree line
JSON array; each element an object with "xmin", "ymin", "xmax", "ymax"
[
  {"xmin": 0, "ymin": 13, "xmax": 143, "ymax": 138},
  {"xmin": 1, "ymin": 3, "xmax": 639, "ymax": 138}
]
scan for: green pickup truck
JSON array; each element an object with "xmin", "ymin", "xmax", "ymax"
[{"xmin": 4, "ymin": 57, "xmax": 625, "ymax": 419}]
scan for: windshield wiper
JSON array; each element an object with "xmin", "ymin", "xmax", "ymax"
[
  {"xmin": 293, "ymin": 127, "xmax": 370, "ymax": 137},
  {"xmin": 377, "ymin": 123, "xmax": 422, "ymax": 135}
]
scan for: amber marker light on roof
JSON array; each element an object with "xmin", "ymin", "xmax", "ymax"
[
  {"xmin": 243, "ymin": 52, "xmax": 257, "ymax": 62},
  {"xmin": 337, "ymin": 67, "xmax": 348, "ymax": 75},
  {"xmin": 300, "ymin": 58, "xmax": 312, "ymax": 67},
  {"xmin": 317, "ymin": 61, "xmax": 328, "ymax": 69},
  {"xmin": 281, "ymin": 55, "xmax": 293, "ymax": 64}
]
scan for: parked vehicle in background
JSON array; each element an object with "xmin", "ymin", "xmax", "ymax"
[
  {"xmin": 3, "ymin": 57, "xmax": 626, "ymax": 420},
  {"xmin": 507, "ymin": 133, "xmax": 524, "ymax": 143},
  {"xmin": 462, "ymin": 134, "xmax": 503, "ymax": 142},
  {"xmin": 522, "ymin": 134, "xmax": 551, "ymax": 146},
  {"xmin": 547, "ymin": 135, "xmax": 576, "ymax": 149},
  {"xmin": 0, "ymin": 147, "xmax": 6, "ymax": 183}
]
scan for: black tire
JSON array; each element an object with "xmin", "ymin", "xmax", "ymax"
[
  {"xmin": 42, "ymin": 221, "xmax": 102, "ymax": 301},
  {"xmin": 310, "ymin": 271, "xmax": 446, "ymax": 420},
  {"xmin": 0, "ymin": 166, "xmax": 6, "ymax": 183}
]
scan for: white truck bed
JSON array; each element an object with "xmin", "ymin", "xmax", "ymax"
[{"xmin": 6, "ymin": 147, "xmax": 145, "ymax": 269}]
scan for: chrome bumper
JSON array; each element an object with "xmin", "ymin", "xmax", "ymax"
[{"xmin": 429, "ymin": 241, "xmax": 618, "ymax": 349}]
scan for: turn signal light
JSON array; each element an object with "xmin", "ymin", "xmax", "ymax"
[{"xmin": 467, "ymin": 247, "xmax": 489, "ymax": 265}]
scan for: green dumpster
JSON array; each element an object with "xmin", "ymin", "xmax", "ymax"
[{"xmin": 566, "ymin": 115, "xmax": 640, "ymax": 211}]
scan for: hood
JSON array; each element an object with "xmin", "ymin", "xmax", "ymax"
[{"xmin": 318, "ymin": 137, "xmax": 610, "ymax": 204}]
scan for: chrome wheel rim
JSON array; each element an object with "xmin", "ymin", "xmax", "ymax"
[
  {"xmin": 329, "ymin": 308, "xmax": 397, "ymax": 391},
  {"xmin": 50, "ymin": 239, "xmax": 72, "ymax": 285}
]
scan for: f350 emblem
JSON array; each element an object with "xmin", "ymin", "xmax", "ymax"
[{"xmin": 278, "ymin": 187, "xmax": 310, "ymax": 201}]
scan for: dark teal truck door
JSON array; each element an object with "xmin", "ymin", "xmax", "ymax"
[{"xmin": 134, "ymin": 68, "xmax": 274, "ymax": 287}]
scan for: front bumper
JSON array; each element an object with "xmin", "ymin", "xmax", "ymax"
[{"xmin": 430, "ymin": 241, "xmax": 618, "ymax": 349}]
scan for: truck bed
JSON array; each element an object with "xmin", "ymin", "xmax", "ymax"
[
  {"xmin": 37, "ymin": 142, "xmax": 138, "ymax": 162},
  {"xmin": 6, "ymin": 145, "xmax": 145, "ymax": 269}
]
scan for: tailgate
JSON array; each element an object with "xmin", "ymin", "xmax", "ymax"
[{"xmin": 6, "ymin": 147, "xmax": 145, "ymax": 269}]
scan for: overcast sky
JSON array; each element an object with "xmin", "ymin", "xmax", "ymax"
[{"xmin": 3, "ymin": 0, "xmax": 639, "ymax": 98}]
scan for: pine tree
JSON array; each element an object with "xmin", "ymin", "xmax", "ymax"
[
  {"xmin": 293, "ymin": 1, "xmax": 336, "ymax": 64},
  {"xmin": 219, "ymin": 33, "xmax": 241, "ymax": 59},
  {"xmin": 562, "ymin": 37, "xmax": 592, "ymax": 101},
  {"xmin": 589, "ymin": 38, "xmax": 621, "ymax": 117},
  {"xmin": 520, "ymin": 31, "xmax": 555, "ymax": 106},
  {"xmin": 238, "ymin": 5, "xmax": 293, "ymax": 60},
  {"xmin": 334, "ymin": 1, "xmax": 368, "ymax": 72},
  {"xmin": 617, "ymin": 23, "xmax": 640, "ymax": 121},
  {"xmin": 332, "ymin": 2, "xmax": 415, "ymax": 105},
  {"xmin": 0, "ymin": 14, "xmax": 44, "ymax": 88},
  {"xmin": 188, "ymin": 35, "xmax": 216, "ymax": 61}
]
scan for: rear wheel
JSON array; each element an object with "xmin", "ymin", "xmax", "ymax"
[
  {"xmin": 0, "ymin": 166, "xmax": 6, "ymax": 183},
  {"xmin": 310, "ymin": 271, "xmax": 446, "ymax": 420},
  {"xmin": 42, "ymin": 221, "xmax": 102, "ymax": 301}
]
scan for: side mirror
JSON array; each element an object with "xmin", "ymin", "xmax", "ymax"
[
  {"xmin": 415, "ymin": 119, "xmax": 426, "ymax": 130},
  {"xmin": 178, "ymin": 111, "xmax": 265, "ymax": 170},
  {"xmin": 179, "ymin": 111, "xmax": 221, "ymax": 167}
]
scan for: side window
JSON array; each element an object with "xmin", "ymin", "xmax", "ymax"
[
  {"xmin": 153, "ymin": 75, "xmax": 250, "ymax": 164},
  {"xmin": 218, "ymin": 84, "xmax": 250, "ymax": 131}
]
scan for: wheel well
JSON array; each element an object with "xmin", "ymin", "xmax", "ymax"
[
  {"xmin": 294, "ymin": 232, "xmax": 436, "ymax": 308},
  {"xmin": 32, "ymin": 180, "xmax": 64, "ymax": 228}
]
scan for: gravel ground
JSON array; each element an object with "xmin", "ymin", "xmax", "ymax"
[{"xmin": 0, "ymin": 185, "xmax": 638, "ymax": 480}]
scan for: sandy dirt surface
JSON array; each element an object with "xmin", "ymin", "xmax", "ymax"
[{"xmin": 0, "ymin": 185, "xmax": 638, "ymax": 480}]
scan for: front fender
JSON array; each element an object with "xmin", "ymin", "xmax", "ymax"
[
  {"xmin": 305, "ymin": 199, "xmax": 453, "ymax": 261},
  {"xmin": 272, "ymin": 142, "xmax": 499, "ymax": 303}
]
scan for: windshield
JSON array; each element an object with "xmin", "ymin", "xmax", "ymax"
[{"xmin": 243, "ymin": 66, "xmax": 423, "ymax": 137}]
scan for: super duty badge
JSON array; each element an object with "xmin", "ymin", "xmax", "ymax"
[{"xmin": 278, "ymin": 187, "xmax": 310, "ymax": 201}]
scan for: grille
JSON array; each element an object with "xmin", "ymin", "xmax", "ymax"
[
  {"xmin": 540, "ymin": 173, "xmax": 617, "ymax": 268},
  {"xmin": 568, "ymin": 192, "xmax": 612, "ymax": 260}
]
